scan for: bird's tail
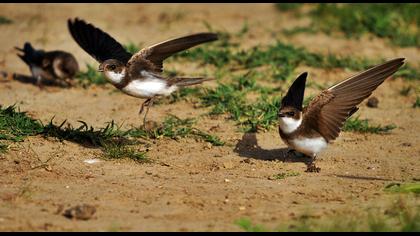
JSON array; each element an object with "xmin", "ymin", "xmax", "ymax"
[
  {"xmin": 171, "ymin": 77, "xmax": 215, "ymax": 87},
  {"xmin": 15, "ymin": 42, "xmax": 38, "ymax": 66}
]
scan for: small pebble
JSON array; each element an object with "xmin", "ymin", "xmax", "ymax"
[
  {"xmin": 84, "ymin": 159, "xmax": 100, "ymax": 164},
  {"xmin": 63, "ymin": 204, "xmax": 96, "ymax": 220},
  {"xmin": 367, "ymin": 97, "xmax": 379, "ymax": 108}
]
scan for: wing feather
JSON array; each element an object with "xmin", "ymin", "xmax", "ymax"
[
  {"xmin": 67, "ymin": 18, "xmax": 132, "ymax": 63},
  {"xmin": 304, "ymin": 58, "xmax": 405, "ymax": 142},
  {"xmin": 129, "ymin": 33, "xmax": 218, "ymax": 72}
]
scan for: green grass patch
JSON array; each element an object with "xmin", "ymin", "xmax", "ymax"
[
  {"xmin": 123, "ymin": 42, "xmax": 141, "ymax": 54},
  {"xmin": 199, "ymin": 78, "xmax": 281, "ymax": 132},
  {"xmin": 0, "ymin": 105, "xmax": 223, "ymax": 160},
  {"xmin": 282, "ymin": 26, "xmax": 318, "ymax": 35},
  {"xmin": 0, "ymin": 105, "xmax": 44, "ymax": 142},
  {"xmin": 41, "ymin": 119, "xmax": 148, "ymax": 162},
  {"xmin": 102, "ymin": 143, "xmax": 148, "ymax": 163},
  {"xmin": 237, "ymin": 197, "xmax": 420, "ymax": 232},
  {"xmin": 275, "ymin": 3, "xmax": 303, "ymax": 12},
  {"xmin": 343, "ymin": 116, "xmax": 396, "ymax": 134},
  {"xmin": 309, "ymin": 3, "xmax": 420, "ymax": 47},
  {"xmin": 75, "ymin": 63, "xmax": 107, "ymax": 87},
  {"xmin": 272, "ymin": 171, "xmax": 300, "ymax": 180},
  {"xmin": 0, "ymin": 16, "xmax": 12, "ymax": 25},
  {"xmin": 0, "ymin": 105, "xmax": 44, "ymax": 154},
  {"xmin": 174, "ymin": 33, "xmax": 418, "ymax": 81},
  {"xmin": 399, "ymin": 86, "xmax": 412, "ymax": 96},
  {"xmin": 384, "ymin": 182, "xmax": 420, "ymax": 194},
  {"xmin": 235, "ymin": 218, "xmax": 268, "ymax": 232},
  {"xmin": 126, "ymin": 115, "xmax": 225, "ymax": 146}
]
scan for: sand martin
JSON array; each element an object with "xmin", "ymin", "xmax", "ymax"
[
  {"xmin": 15, "ymin": 42, "xmax": 79, "ymax": 87},
  {"xmin": 278, "ymin": 58, "xmax": 405, "ymax": 172},
  {"xmin": 67, "ymin": 18, "xmax": 218, "ymax": 124}
]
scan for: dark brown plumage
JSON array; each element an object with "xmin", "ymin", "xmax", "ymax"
[
  {"xmin": 67, "ymin": 17, "xmax": 218, "ymax": 125},
  {"xmin": 278, "ymin": 58, "xmax": 405, "ymax": 172},
  {"xmin": 130, "ymin": 32, "xmax": 219, "ymax": 73},
  {"xmin": 67, "ymin": 18, "xmax": 132, "ymax": 64},
  {"xmin": 304, "ymin": 58, "xmax": 405, "ymax": 142},
  {"xmin": 15, "ymin": 42, "xmax": 79, "ymax": 86},
  {"xmin": 281, "ymin": 72, "xmax": 307, "ymax": 111},
  {"xmin": 67, "ymin": 18, "xmax": 218, "ymax": 74}
]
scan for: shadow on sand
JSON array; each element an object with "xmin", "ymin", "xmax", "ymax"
[
  {"xmin": 233, "ymin": 132, "xmax": 312, "ymax": 165},
  {"xmin": 1, "ymin": 72, "xmax": 71, "ymax": 88}
]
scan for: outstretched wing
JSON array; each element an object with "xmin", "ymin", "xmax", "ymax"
[
  {"xmin": 304, "ymin": 58, "xmax": 405, "ymax": 142},
  {"xmin": 130, "ymin": 33, "xmax": 218, "ymax": 72},
  {"xmin": 67, "ymin": 18, "xmax": 132, "ymax": 63}
]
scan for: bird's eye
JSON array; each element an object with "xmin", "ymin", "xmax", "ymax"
[
  {"xmin": 287, "ymin": 112, "xmax": 295, "ymax": 116},
  {"xmin": 109, "ymin": 65, "xmax": 116, "ymax": 70}
]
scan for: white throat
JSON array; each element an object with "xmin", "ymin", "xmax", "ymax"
[
  {"xmin": 105, "ymin": 69, "xmax": 126, "ymax": 84},
  {"xmin": 279, "ymin": 116, "xmax": 302, "ymax": 134}
]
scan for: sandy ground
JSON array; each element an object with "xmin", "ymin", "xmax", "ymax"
[{"xmin": 0, "ymin": 4, "xmax": 419, "ymax": 232}]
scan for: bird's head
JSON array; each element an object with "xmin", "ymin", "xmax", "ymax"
[
  {"xmin": 278, "ymin": 106, "xmax": 302, "ymax": 120},
  {"xmin": 278, "ymin": 106, "xmax": 303, "ymax": 134},
  {"xmin": 278, "ymin": 72, "xmax": 307, "ymax": 134},
  {"xmin": 98, "ymin": 59, "xmax": 126, "ymax": 84}
]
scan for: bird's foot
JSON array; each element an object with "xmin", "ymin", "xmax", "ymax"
[
  {"xmin": 305, "ymin": 162, "xmax": 321, "ymax": 173},
  {"xmin": 37, "ymin": 83, "xmax": 45, "ymax": 90}
]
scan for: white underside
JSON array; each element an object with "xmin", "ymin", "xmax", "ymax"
[
  {"xmin": 279, "ymin": 117, "xmax": 302, "ymax": 134},
  {"xmin": 279, "ymin": 116, "xmax": 328, "ymax": 156},
  {"xmin": 31, "ymin": 66, "xmax": 43, "ymax": 78},
  {"xmin": 290, "ymin": 136, "xmax": 328, "ymax": 157},
  {"xmin": 121, "ymin": 71, "xmax": 178, "ymax": 98},
  {"xmin": 122, "ymin": 79, "xmax": 177, "ymax": 98}
]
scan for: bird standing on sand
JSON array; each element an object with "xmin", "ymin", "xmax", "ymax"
[
  {"xmin": 277, "ymin": 58, "xmax": 405, "ymax": 172},
  {"xmin": 15, "ymin": 42, "xmax": 79, "ymax": 87},
  {"xmin": 67, "ymin": 18, "xmax": 218, "ymax": 125}
]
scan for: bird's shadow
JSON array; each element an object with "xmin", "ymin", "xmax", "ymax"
[
  {"xmin": 233, "ymin": 132, "xmax": 311, "ymax": 165},
  {"xmin": 1, "ymin": 72, "xmax": 71, "ymax": 88}
]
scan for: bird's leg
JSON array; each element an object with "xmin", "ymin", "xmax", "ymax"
[
  {"xmin": 139, "ymin": 98, "xmax": 152, "ymax": 115},
  {"xmin": 305, "ymin": 154, "xmax": 321, "ymax": 173},
  {"xmin": 139, "ymin": 98, "xmax": 155, "ymax": 127},
  {"xmin": 142, "ymin": 99, "xmax": 154, "ymax": 126},
  {"xmin": 36, "ymin": 75, "xmax": 44, "ymax": 89}
]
